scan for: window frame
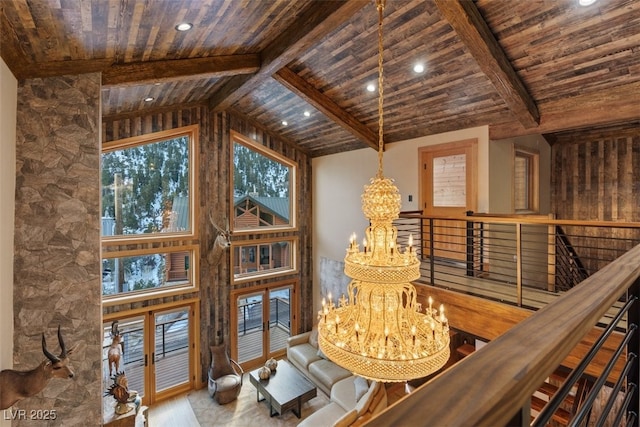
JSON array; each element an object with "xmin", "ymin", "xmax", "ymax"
[
  {"xmin": 513, "ymin": 148, "xmax": 539, "ymax": 214},
  {"xmin": 230, "ymin": 131, "xmax": 297, "ymax": 234},
  {"xmin": 231, "ymin": 237, "xmax": 299, "ymax": 284},
  {"xmin": 101, "ymin": 125, "xmax": 199, "ymax": 304}
]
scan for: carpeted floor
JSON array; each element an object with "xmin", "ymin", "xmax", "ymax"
[{"xmin": 186, "ymin": 373, "xmax": 330, "ymax": 427}]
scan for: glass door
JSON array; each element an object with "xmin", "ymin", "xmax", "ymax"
[
  {"xmin": 103, "ymin": 316, "xmax": 147, "ymax": 401},
  {"xmin": 103, "ymin": 303, "xmax": 195, "ymax": 406},
  {"xmin": 268, "ymin": 286, "xmax": 292, "ymax": 354},
  {"xmin": 236, "ymin": 291, "xmax": 265, "ymax": 365},
  {"xmin": 153, "ymin": 307, "xmax": 192, "ymax": 398},
  {"xmin": 233, "ymin": 283, "xmax": 296, "ymax": 369}
]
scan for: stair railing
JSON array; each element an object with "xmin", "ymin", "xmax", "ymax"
[
  {"xmin": 367, "ymin": 243, "xmax": 640, "ymax": 426},
  {"xmin": 395, "ymin": 212, "xmax": 640, "ymax": 309}
]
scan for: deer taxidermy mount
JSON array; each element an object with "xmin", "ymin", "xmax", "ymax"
[
  {"xmin": 208, "ymin": 214, "xmax": 230, "ymax": 266},
  {"xmin": 0, "ymin": 325, "xmax": 77, "ymax": 410},
  {"xmin": 107, "ymin": 320, "xmax": 123, "ymax": 377}
]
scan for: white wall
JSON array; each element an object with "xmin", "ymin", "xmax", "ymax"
[
  {"xmin": 490, "ymin": 134, "xmax": 551, "ymax": 214},
  {"xmin": 312, "ymin": 126, "xmax": 489, "ymax": 316},
  {"xmin": 0, "ymin": 57, "xmax": 17, "ymax": 425}
]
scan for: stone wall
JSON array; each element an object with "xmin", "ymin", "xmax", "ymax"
[
  {"xmin": 13, "ymin": 73, "xmax": 102, "ymax": 426},
  {"xmin": 0, "ymin": 57, "xmax": 17, "ymax": 427}
]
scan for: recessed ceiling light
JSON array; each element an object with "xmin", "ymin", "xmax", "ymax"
[
  {"xmin": 413, "ymin": 63, "xmax": 425, "ymax": 73},
  {"xmin": 281, "ymin": 121, "xmax": 288, "ymax": 126},
  {"xmin": 144, "ymin": 96, "xmax": 154, "ymax": 102},
  {"xmin": 578, "ymin": 0, "xmax": 597, "ymax": 6},
  {"xmin": 303, "ymin": 111, "xmax": 311, "ymax": 117},
  {"xmin": 175, "ymin": 23, "xmax": 193, "ymax": 31},
  {"xmin": 366, "ymin": 83, "xmax": 376, "ymax": 92}
]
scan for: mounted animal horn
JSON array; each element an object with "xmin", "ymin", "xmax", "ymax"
[
  {"xmin": 42, "ymin": 325, "xmax": 64, "ymax": 363},
  {"xmin": 208, "ymin": 213, "xmax": 231, "ymax": 266},
  {"xmin": 57, "ymin": 325, "xmax": 67, "ymax": 359}
]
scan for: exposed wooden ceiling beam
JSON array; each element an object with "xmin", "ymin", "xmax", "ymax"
[
  {"xmin": 102, "ymin": 55, "xmax": 260, "ymax": 87},
  {"xmin": 2, "ymin": 52, "xmax": 260, "ymax": 84},
  {"xmin": 208, "ymin": 0, "xmax": 369, "ymax": 112},
  {"xmin": 4, "ymin": 58, "xmax": 113, "ymax": 81},
  {"xmin": 435, "ymin": 0, "xmax": 540, "ymax": 129},
  {"xmin": 490, "ymin": 82, "xmax": 640, "ymax": 140},
  {"xmin": 274, "ymin": 67, "xmax": 378, "ymax": 151}
]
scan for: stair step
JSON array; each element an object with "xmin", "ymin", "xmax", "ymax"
[
  {"xmin": 550, "ymin": 367, "xmax": 570, "ymax": 384},
  {"xmin": 537, "ymin": 381, "xmax": 575, "ymax": 407},
  {"xmin": 456, "ymin": 343, "xmax": 475, "ymax": 358},
  {"xmin": 531, "ymin": 395, "xmax": 571, "ymax": 425}
]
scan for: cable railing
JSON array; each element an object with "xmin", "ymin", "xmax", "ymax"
[
  {"xmin": 394, "ymin": 212, "xmax": 640, "ymax": 312},
  {"xmin": 369, "ymin": 242, "xmax": 640, "ymax": 426},
  {"xmin": 237, "ymin": 297, "xmax": 290, "ymax": 335}
]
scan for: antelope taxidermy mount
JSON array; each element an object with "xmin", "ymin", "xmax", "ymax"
[
  {"xmin": 107, "ymin": 320, "xmax": 123, "ymax": 377},
  {"xmin": 0, "ymin": 325, "xmax": 77, "ymax": 410},
  {"xmin": 208, "ymin": 214, "xmax": 230, "ymax": 266}
]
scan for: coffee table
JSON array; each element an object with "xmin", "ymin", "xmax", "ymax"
[{"xmin": 249, "ymin": 360, "xmax": 317, "ymax": 418}]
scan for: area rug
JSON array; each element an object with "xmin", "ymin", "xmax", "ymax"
[{"xmin": 187, "ymin": 373, "xmax": 330, "ymax": 427}]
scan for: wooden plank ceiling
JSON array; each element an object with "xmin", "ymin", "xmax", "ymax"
[{"xmin": 1, "ymin": 0, "xmax": 639, "ymax": 157}]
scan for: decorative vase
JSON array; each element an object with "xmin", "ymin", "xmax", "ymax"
[
  {"xmin": 265, "ymin": 358, "xmax": 278, "ymax": 372},
  {"xmin": 258, "ymin": 366, "xmax": 271, "ymax": 380}
]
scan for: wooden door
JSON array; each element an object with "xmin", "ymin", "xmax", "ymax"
[
  {"xmin": 231, "ymin": 282, "xmax": 297, "ymax": 371},
  {"xmin": 103, "ymin": 302, "xmax": 196, "ymax": 406},
  {"xmin": 420, "ymin": 140, "xmax": 477, "ymax": 262}
]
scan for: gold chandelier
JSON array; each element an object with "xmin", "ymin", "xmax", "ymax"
[{"xmin": 317, "ymin": 0, "xmax": 450, "ymax": 383}]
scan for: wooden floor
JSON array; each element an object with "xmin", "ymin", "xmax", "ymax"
[
  {"xmin": 420, "ymin": 260, "xmax": 626, "ymax": 326},
  {"xmin": 148, "ymin": 394, "xmax": 199, "ymax": 427}
]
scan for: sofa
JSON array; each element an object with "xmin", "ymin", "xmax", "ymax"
[
  {"xmin": 287, "ymin": 329, "xmax": 352, "ymax": 395},
  {"xmin": 297, "ymin": 375, "xmax": 387, "ymax": 427},
  {"xmin": 287, "ymin": 329, "xmax": 387, "ymax": 427}
]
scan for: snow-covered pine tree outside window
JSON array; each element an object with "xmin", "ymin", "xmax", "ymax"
[
  {"xmin": 101, "ymin": 125, "xmax": 199, "ymax": 301},
  {"xmin": 230, "ymin": 131, "xmax": 297, "ymax": 283}
]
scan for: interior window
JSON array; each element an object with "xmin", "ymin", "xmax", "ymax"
[{"xmin": 514, "ymin": 149, "xmax": 539, "ymax": 213}]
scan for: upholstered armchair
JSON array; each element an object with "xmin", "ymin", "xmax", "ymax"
[{"xmin": 208, "ymin": 344, "xmax": 243, "ymax": 404}]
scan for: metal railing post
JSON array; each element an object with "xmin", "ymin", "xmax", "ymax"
[
  {"xmin": 243, "ymin": 305, "xmax": 247, "ymax": 335},
  {"xmin": 516, "ymin": 223, "xmax": 522, "ymax": 307},
  {"xmin": 628, "ymin": 278, "xmax": 640, "ymax": 421},
  {"xmin": 429, "ymin": 218, "xmax": 435, "ymax": 284},
  {"xmin": 466, "ymin": 211, "xmax": 474, "ymax": 277},
  {"xmin": 162, "ymin": 323, "xmax": 166, "ymax": 357}
]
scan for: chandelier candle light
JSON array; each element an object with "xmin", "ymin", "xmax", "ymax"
[{"xmin": 317, "ymin": 0, "xmax": 450, "ymax": 383}]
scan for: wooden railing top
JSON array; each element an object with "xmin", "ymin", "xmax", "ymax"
[
  {"xmin": 399, "ymin": 211, "xmax": 640, "ymax": 229},
  {"xmin": 368, "ymin": 244, "xmax": 640, "ymax": 427}
]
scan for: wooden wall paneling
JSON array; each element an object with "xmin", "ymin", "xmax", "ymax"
[
  {"xmin": 103, "ymin": 106, "xmax": 313, "ymax": 384},
  {"xmin": 551, "ymin": 126, "xmax": 640, "ymax": 274}
]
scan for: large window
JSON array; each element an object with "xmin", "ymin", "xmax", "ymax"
[
  {"xmin": 101, "ymin": 126, "xmax": 198, "ymax": 302},
  {"xmin": 230, "ymin": 131, "xmax": 297, "ymax": 282},
  {"xmin": 232, "ymin": 132, "xmax": 295, "ymax": 232}
]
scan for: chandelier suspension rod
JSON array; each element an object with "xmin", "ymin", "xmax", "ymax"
[{"xmin": 376, "ymin": 0, "xmax": 385, "ymax": 178}]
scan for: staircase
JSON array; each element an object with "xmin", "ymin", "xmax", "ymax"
[
  {"xmin": 531, "ymin": 368, "xmax": 591, "ymax": 426},
  {"xmin": 455, "ymin": 343, "xmax": 589, "ymax": 426}
]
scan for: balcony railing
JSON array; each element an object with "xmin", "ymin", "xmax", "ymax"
[
  {"xmin": 368, "ymin": 242, "xmax": 640, "ymax": 426},
  {"xmin": 237, "ymin": 297, "xmax": 291, "ymax": 335},
  {"xmin": 369, "ymin": 214, "xmax": 640, "ymax": 426},
  {"xmin": 395, "ymin": 212, "xmax": 640, "ymax": 311}
]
